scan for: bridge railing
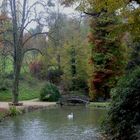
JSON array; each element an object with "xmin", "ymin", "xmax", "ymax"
[{"xmin": 57, "ymin": 95, "xmax": 90, "ymax": 105}]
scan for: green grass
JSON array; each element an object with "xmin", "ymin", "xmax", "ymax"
[
  {"xmin": 0, "ymin": 55, "xmax": 31, "ymax": 74},
  {"xmin": 0, "ymin": 56, "xmax": 13, "ymax": 73},
  {"xmin": 88, "ymin": 102, "xmax": 110, "ymax": 108},
  {"xmin": 0, "ymin": 79, "xmax": 45, "ymax": 102},
  {"xmin": 0, "ymin": 53, "xmax": 44, "ymax": 102},
  {"xmin": 0, "ymin": 90, "xmax": 12, "ymax": 101}
]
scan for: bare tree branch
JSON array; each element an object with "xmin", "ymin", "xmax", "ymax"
[
  {"xmin": 21, "ymin": 19, "xmax": 36, "ymax": 33},
  {"xmin": 22, "ymin": 31, "xmax": 55, "ymax": 47},
  {"xmin": 22, "ymin": 32, "xmax": 48, "ymax": 46},
  {"xmin": 23, "ymin": 48, "xmax": 43, "ymax": 55}
]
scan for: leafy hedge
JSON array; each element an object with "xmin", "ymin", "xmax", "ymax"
[
  {"xmin": 40, "ymin": 82, "xmax": 61, "ymax": 102},
  {"xmin": 102, "ymin": 68, "xmax": 140, "ymax": 140}
]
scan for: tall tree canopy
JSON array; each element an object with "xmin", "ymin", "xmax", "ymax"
[{"xmin": 61, "ymin": 0, "xmax": 137, "ymax": 100}]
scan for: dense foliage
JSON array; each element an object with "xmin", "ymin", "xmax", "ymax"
[
  {"xmin": 62, "ymin": 0, "xmax": 140, "ymax": 101},
  {"xmin": 40, "ymin": 82, "xmax": 61, "ymax": 102},
  {"xmin": 88, "ymin": 14, "xmax": 127, "ymax": 101},
  {"xmin": 102, "ymin": 68, "xmax": 140, "ymax": 140},
  {"xmin": 39, "ymin": 16, "xmax": 89, "ymax": 93},
  {"xmin": 126, "ymin": 42, "xmax": 140, "ymax": 71}
]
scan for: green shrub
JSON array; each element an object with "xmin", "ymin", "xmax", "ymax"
[
  {"xmin": 102, "ymin": 68, "xmax": 140, "ymax": 140},
  {"xmin": 9, "ymin": 106, "xmax": 22, "ymax": 116},
  {"xmin": 40, "ymin": 82, "xmax": 61, "ymax": 101}
]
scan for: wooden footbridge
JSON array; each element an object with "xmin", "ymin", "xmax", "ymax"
[{"xmin": 57, "ymin": 95, "xmax": 90, "ymax": 106}]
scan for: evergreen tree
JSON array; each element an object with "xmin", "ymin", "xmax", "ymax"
[{"xmin": 88, "ymin": 13, "xmax": 127, "ymax": 101}]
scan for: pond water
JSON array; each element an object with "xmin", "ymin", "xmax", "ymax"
[{"xmin": 0, "ymin": 106, "xmax": 106, "ymax": 140}]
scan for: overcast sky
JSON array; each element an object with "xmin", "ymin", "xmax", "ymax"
[{"xmin": 0, "ymin": 0, "xmax": 78, "ymax": 30}]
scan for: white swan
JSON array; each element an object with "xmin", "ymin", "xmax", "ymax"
[{"xmin": 67, "ymin": 112, "xmax": 73, "ymax": 119}]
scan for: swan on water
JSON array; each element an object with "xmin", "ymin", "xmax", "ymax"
[{"xmin": 67, "ymin": 112, "xmax": 73, "ymax": 119}]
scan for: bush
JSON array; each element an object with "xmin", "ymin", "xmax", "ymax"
[
  {"xmin": 9, "ymin": 106, "xmax": 22, "ymax": 116},
  {"xmin": 40, "ymin": 82, "xmax": 61, "ymax": 101},
  {"xmin": 102, "ymin": 68, "xmax": 140, "ymax": 140}
]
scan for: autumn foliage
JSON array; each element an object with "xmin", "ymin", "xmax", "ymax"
[
  {"xmin": 88, "ymin": 14, "xmax": 127, "ymax": 101},
  {"xmin": 29, "ymin": 61, "xmax": 44, "ymax": 78}
]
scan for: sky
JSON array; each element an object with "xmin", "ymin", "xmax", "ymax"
[
  {"xmin": 0, "ymin": 0, "xmax": 78, "ymax": 30},
  {"xmin": 27, "ymin": 0, "xmax": 78, "ymax": 16},
  {"xmin": 28, "ymin": 0, "xmax": 78, "ymax": 30}
]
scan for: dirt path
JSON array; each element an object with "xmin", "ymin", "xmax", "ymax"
[{"xmin": 0, "ymin": 100, "xmax": 56, "ymax": 110}]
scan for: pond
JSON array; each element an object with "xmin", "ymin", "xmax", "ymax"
[{"xmin": 0, "ymin": 106, "xmax": 106, "ymax": 140}]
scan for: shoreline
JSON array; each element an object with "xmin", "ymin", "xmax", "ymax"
[
  {"xmin": 0, "ymin": 101, "xmax": 56, "ymax": 121},
  {"xmin": 0, "ymin": 101, "xmax": 109, "ymax": 122}
]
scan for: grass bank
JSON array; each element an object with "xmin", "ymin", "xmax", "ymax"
[
  {"xmin": 88, "ymin": 102, "xmax": 110, "ymax": 108},
  {"xmin": 0, "ymin": 79, "xmax": 45, "ymax": 102}
]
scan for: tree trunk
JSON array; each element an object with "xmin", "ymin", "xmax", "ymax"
[
  {"xmin": 12, "ymin": 62, "xmax": 21, "ymax": 104},
  {"xmin": 12, "ymin": 45, "xmax": 22, "ymax": 104}
]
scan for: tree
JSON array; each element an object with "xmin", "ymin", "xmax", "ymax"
[
  {"xmin": 47, "ymin": 2, "xmax": 67, "ymax": 70},
  {"xmin": 88, "ymin": 13, "xmax": 128, "ymax": 101},
  {"xmin": 0, "ymin": 2, "xmax": 11, "ymax": 76},
  {"xmin": 102, "ymin": 68, "xmax": 140, "ymax": 140},
  {"xmin": 48, "ymin": 14, "xmax": 65, "ymax": 70},
  {"xmin": 38, "ymin": 15, "xmax": 89, "ymax": 92},
  {"xmin": 62, "ymin": 0, "xmax": 140, "ymax": 40},
  {"xmin": 0, "ymin": 0, "xmax": 51, "ymax": 104},
  {"xmin": 60, "ymin": 17, "xmax": 89, "ymax": 92},
  {"xmin": 61, "ymin": 0, "xmax": 127, "ymax": 100}
]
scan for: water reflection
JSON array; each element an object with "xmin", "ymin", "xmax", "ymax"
[{"xmin": 0, "ymin": 106, "xmax": 106, "ymax": 140}]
